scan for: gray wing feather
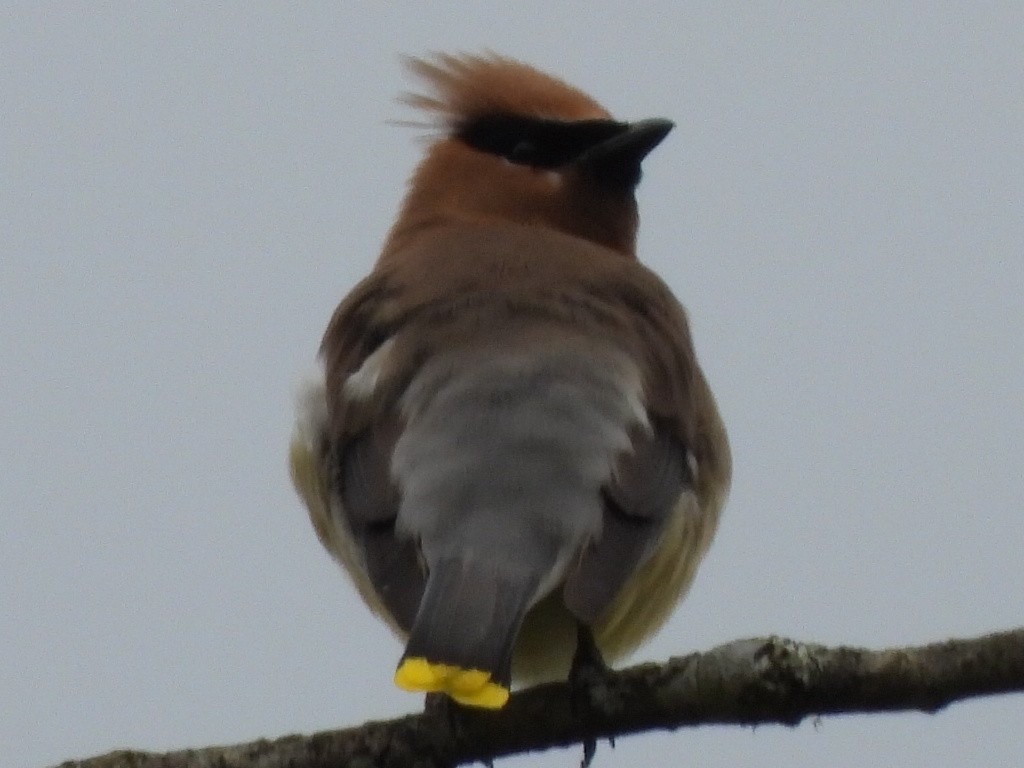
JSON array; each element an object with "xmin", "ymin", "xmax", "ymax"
[
  {"xmin": 562, "ymin": 424, "xmax": 690, "ymax": 623},
  {"xmin": 337, "ymin": 418, "xmax": 426, "ymax": 632}
]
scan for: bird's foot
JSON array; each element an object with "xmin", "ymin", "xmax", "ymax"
[{"xmin": 569, "ymin": 622, "xmax": 618, "ymax": 768}]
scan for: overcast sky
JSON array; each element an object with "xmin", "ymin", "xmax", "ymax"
[{"xmin": 3, "ymin": 4, "xmax": 1022, "ymax": 767}]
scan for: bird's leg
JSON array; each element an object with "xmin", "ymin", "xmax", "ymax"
[
  {"xmin": 424, "ymin": 691, "xmax": 452, "ymax": 719},
  {"xmin": 424, "ymin": 693, "xmax": 495, "ymax": 768},
  {"xmin": 570, "ymin": 621, "xmax": 611, "ymax": 683},
  {"xmin": 569, "ymin": 621, "xmax": 617, "ymax": 768},
  {"xmin": 423, "ymin": 692, "xmax": 465, "ymax": 739}
]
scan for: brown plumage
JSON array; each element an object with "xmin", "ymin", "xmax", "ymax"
[{"xmin": 290, "ymin": 52, "xmax": 730, "ymax": 709}]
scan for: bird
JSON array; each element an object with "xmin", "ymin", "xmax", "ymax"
[{"xmin": 289, "ymin": 52, "xmax": 731, "ymax": 711}]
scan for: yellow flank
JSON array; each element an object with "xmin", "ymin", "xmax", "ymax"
[
  {"xmin": 394, "ymin": 657, "xmax": 510, "ymax": 709},
  {"xmin": 288, "ymin": 436, "xmax": 332, "ymax": 547}
]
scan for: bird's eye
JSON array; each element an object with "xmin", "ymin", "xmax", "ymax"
[
  {"xmin": 458, "ymin": 115, "xmax": 630, "ymax": 170},
  {"xmin": 509, "ymin": 140, "xmax": 536, "ymax": 164}
]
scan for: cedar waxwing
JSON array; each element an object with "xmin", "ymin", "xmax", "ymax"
[{"xmin": 290, "ymin": 53, "xmax": 730, "ymax": 710}]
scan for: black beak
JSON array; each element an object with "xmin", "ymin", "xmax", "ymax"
[{"xmin": 577, "ymin": 118, "xmax": 674, "ymax": 189}]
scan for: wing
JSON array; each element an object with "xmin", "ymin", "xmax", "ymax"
[
  {"xmin": 561, "ymin": 261, "xmax": 731, "ymax": 628},
  {"xmin": 289, "ymin": 274, "xmax": 427, "ymax": 636},
  {"xmin": 333, "ymin": 415, "xmax": 425, "ymax": 632},
  {"xmin": 561, "ymin": 420, "xmax": 695, "ymax": 622}
]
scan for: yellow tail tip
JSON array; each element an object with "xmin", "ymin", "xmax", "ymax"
[
  {"xmin": 394, "ymin": 657, "xmax": 448, "ymax": 692},
  {"xmin": 394, "ymin": 657, "xmax": 510, "ymax": 709}
]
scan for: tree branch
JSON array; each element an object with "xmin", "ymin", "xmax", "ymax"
[{"xmin": 54, "ymin": 627, "xmax": 1024, "ymax": 768}]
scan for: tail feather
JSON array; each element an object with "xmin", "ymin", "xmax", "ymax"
[{"xmin": 395, "ymin": 557, "xmax": 540, "ymax": 708}]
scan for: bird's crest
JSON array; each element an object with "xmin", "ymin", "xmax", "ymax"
[{"xmin": 401, "ymin": 52, "xmax": 611, "ymax": 127}]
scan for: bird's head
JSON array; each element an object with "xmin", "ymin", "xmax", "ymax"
[{"xmin": 383, "ymin": 53, "xmax": 674, "ymax": 258}]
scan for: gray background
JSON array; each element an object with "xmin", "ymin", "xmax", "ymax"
[{"xmin": 3, "ymin": 4, "xmax": 1022, "ymax": 767}]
